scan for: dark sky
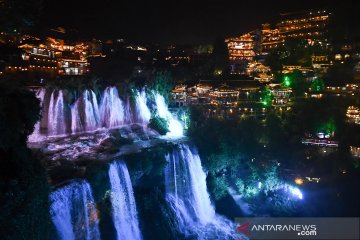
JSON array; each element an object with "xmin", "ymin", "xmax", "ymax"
[{"xmin": 40, "ymin": 0, "xmax": 359, "ymax": 44}]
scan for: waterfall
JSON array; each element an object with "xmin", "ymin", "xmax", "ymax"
[
  {"xmin": 100, "ymin": 87, "xmax": 125, "ymax": 128},
  {"xmin": 134, "ymin": 90, "xmax": 151, "ymax": 125},
  {"xmin": 124, "ymin": 96, "xmax": 133, "ymax": 124},
  {"xmin": 28, "ymin": 87, "xmax": 180, "ymax": 142},
  {"xmin": 154, "ymin": 93, "xmax": 183, "ymax": 138},
  {"xmin": 50, "ymin": 181, "xmax": 101, "ymax": 240},
  {"xmin": 83, "ymin": 90, "xmax": 100, "ymax": 131},
  {"xmin": 71, "ymin": 90, "xmax": 100, "ymax": 132},
  {"xmin": 48, "ymin": 90, "xmax": 66, "ymax": 135},
  {"xmin": 71, "ymin": 100, "xmax": 83, "ymax": 133},
  {"xmin": 28, "ymin": 88, "xmax": 46, "ymax": 142},
  {"xmin": 165, "ymin": 144, "xmax": 236, "ymax": 239},
  {"xmin": 108, "ymin": 161, "xmax": 142, "ymax": 240}
]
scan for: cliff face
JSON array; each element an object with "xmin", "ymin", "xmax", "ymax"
[{"xmin": 35, "ymin": 124, "xmax": 185, "ymax": 238}]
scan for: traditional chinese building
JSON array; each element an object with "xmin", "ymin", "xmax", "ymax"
[
  {"xmin": 346, "ymin": 106, "xmax": 360, "ymax": 124},
  {"xmin": 225, "ymin": 33, "xmax": 257, "ymax": 73},
  {"xmin": 171, "ymin": 85, "xmax": 188, "ymax": 107},
  {"xmin": 269, "ymin": 84, "xmax": 293, "ymax": 108},
  {"xmin": 226, "ymin": 33, "xmax": 256, "ymax": 62},
  {"xmin": 246, "ymin": 61, "xmax": 273, "ymax": 82}
]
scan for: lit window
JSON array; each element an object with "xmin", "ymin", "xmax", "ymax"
[{"xmin": 335, "ymin": 54, "xmax": 342, "ymax": 60}]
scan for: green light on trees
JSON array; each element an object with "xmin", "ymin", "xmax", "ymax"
[
  {"xmin": 260, "ymin": 87, "xmax": 273, "ymax": 107},
  {"xmin": 283, "ymin": 76, "xmax": 291, "ymax": 87},
  {"xmin": 181, "ymin": 111, "xmax": 190, "ymax": 130},
  {"xmin": 316, "ymin": 118, "xmax": 336, "ymax": 137},
  {"xmin": 310, "ymin": 78, "xmax": 325, "ymax": 93}
]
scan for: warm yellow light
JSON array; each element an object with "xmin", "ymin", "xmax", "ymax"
[{"xmin": 295, "ymin": 178, "xmax": 304, "ymax": 185}]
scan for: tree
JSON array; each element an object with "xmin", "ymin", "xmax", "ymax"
[
  {"xmin": 210, "ymin": 37, "xmax": 230, "ymax": 76},
  {"xmin": 0, "ymin": 77, "xmax": 53, "ymax": 239},
  {"xmin": 310, "ymin": 78, "xmax": 325, "ymax": 93},
  {"xmin": 265, "ymin": 38, "xmax": 312, "ymax": 71},
  {"xmin": 281, "ymin": 70, "xmax": 309, "ymax": 97},
  {"xmin": 147, "ymin": 71, "xmax": 174, "ymax": 103},
  {"xmin": 259, "ymin": 86, "xmax": 273, "ymax": 107}
]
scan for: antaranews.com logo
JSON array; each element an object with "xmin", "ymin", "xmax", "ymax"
[
  {"xmin": 235, "ymin": 217, "xmax": 359, "ymax": 239},
  {"xmin": 237, "ymin": 222, "xmax": 317, "ymax": 237}
]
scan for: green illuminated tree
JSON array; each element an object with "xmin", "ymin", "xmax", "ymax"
[
  {"xmin": 259, "ymin": 87, "xmax": 273, "ymax": 107},
  {"xmin": 147, "ymin": 71, "xmax": 174, "ymax": 103},
  {"xmin": 282, "ymin": 70, "xmax": 309, "ymax": 97},
  {"xmin": 282, "ymin": 75, "xmax": 291, "ymax": 87},
  {"xmin": 318, "ymin": 118, "xmax": 336, "ymax": 136},
  {"xmin": 149, "ymin": 115, "xmax": 169, "ymax": 135},
  {"xmin": 310, "ymin": 78, "xmax": 325, "ymax": 93}
]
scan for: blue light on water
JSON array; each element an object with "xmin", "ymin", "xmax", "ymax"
[{"xmin": 288, "ymin": 186, "xmax": 303, "ymax": 200}]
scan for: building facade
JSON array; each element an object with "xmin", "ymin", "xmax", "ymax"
[{"xmin": 276, "ymin": 10, "xmax": 330, "ymax": 44}]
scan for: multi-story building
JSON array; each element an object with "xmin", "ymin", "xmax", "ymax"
[
  {"xmin": 0, "ymin": 33, "xmax": 91, "ymax": 79},
  {"xmin": 48, "ymin": 38, "xmax": 90, "ymax": 75},
  {"xmin": 276, "ymin": 10, "xmax": 330, "ymax": 44},
  {"xmin": 2, "ymin": 43, "xmax": 58, "ymax": 79},
  {"xmin": 311, "ymin": 54, "xmax": 331, "ymax": 72},
  {"xmin": 226, "ymin": 33, "xmax": 256, "ymax": 62},
  {"xmin": 261, "ymin": 23, "xmax": 284, "ymax": 53},
  {"xmin": 225, "ymin": 33, "xmax": 257, "ymax": 73},
  {"xmin": 259, "ymin": 10, "xmax": 330, "ymax": 55}
]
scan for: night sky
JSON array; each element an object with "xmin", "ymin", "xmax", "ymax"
[{"xmin": 40, "ymin": 0, "xmax": 359, "ymax": 44}]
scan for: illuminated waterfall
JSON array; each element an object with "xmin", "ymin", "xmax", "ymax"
[
  {"xmin": 134, "ymin": 90, "xmax": 151, "ymax": 125},
  {"xmin": 28, "ymin": 87, "xmax": 179, "ymax": 141},
  {"xmin": 84, "ymin": 90, "xmax": 100, "ymax": 131},
  {"xmin": 100, "ymin": 87, "xmax": 125, "ymax": 128},
  {"xmin": 165, "ymin": 144, "xmax": 236, "ymax": 239},
  {"xmin": 71, "ymin": 90, "xmax": 100, "ymax": 132},
  {"xmin": 108, "ymin": 161, "xmax": 142, "ymax": 240},
  {"xmin": 28, "ymin": 88, "xmax": 46, "ymax": 142},
  {"xmin": 48, "ymin": 90, "xmax": 66, "ymax": 135},
  {"xmin": 50, "ymin": 181, "xmax": 101, "ymax": 240},
  {"xmin": 155, "ymin": 93, "xmax": 183, "ymax": 138},
  {"xmin": 71, "ymin": 101, "xmax": 83, "ymax": 133}
]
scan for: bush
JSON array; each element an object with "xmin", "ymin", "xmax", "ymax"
[{"xmin": 149, "ymin": 116, "xmax": 169, "ymax": 135}]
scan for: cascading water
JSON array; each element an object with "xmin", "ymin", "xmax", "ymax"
[
  {"xmin": 48, "ymin": 90, "xmax": 66, "ymax": 135},
  {"xmin": 71, "ymin": 101, "xmax": 83, "ymax": 133},
  {"xmin": 100, "ymin": 87, "xmax": 125, "ymax": 128},
  {"xmin": 123, "ymin": 96, "xmax": 133, "ymax": 124},
  {"xmin": 28, "ymin": 88, "xmax": 46, "ymax": 142},
  {"xmin": 71, "ymin": 90, "xmax": 100, "ymax": 132},
  {"xmin": 84, "ymin": 90, "xmax": 100, "ymax": 131},
  {"xmin": 155, "ymin": 93, "xmax": 183, "ymax": 138},
  {"xmin": 135, "ymin": 90, "xmax": 151, "ymax": 125},
  {"xmin": 28, "ymin": 87, "xmax": 177, "ymax": 142},
  {"xmin": 50, "ymin": 180, "xmax": 101, "ymax": 240},
  {"xmin": 108, "ymin": 161, "xmax": 142, "ymax": 240},
  {"xmin": 165, "ymin": 144, "xmax": 237, "ymax": 239}
]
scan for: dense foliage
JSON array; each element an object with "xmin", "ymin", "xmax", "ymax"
[
  {"xmin": 0, "ymin": 78, "xmax": 53, "ymax": 239},
  {"xmin": 188, "ymin": 96, "xmax": 360, "ymax": 216},
  {"xmin": 146, "ymin": 71, "xmax": 174, "ymax": 104},
  {"xmin": 149, "ymin": 115, "xmax": 169, "ymax": 135}
]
